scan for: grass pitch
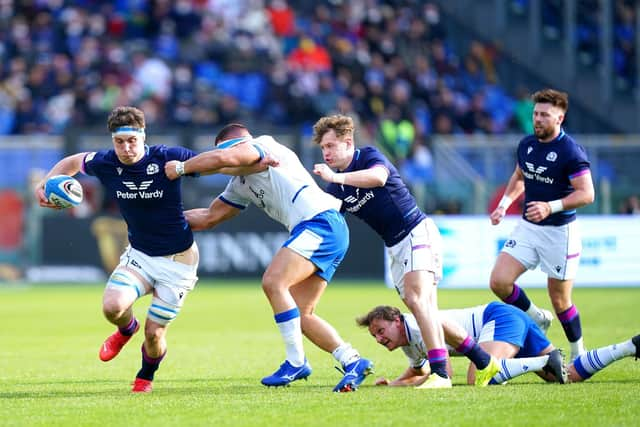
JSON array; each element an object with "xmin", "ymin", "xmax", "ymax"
[{"xmin": 1, "ymin": 282, "xmax": 638, "ymax": 426}]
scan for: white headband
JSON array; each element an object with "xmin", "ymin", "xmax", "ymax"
[{"xmin": 111, "ymin": 126, "xmax": 145, "ymax": 137}]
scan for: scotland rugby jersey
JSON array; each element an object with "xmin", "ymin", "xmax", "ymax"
[
  {"xmin": 517, "ymin": 130, "xmax": 590, "ymax": 226},
  {"xmin": 324, "ymin": 146, "xmax": 425, "ymax": 247},
  {"xmin": 83, "ymin": 145, "xmax": 196, "ymax": 256}
]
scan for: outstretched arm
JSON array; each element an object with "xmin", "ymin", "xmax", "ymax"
[
  {"xmin": 34, "ymin": 152, "xmax": 87, "ymax": 209},
  {"xmin": 166, "ymin": 143, "xmax": 262, "ymax": 180},
  {"xmin": 185, "ymin": 197, "xmax": 242, "ymax": 231},
  {"xmin": 375, "ymin": 366, "xmax": 430, "ymax": 387},
  {"xmin": 313, "ymin": 163, "xmax": 389, "ymax": 188}
]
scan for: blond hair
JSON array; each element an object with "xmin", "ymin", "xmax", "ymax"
[{"xmin": 311, "ymin": 115, "xmax": 355, "ymax": 145}]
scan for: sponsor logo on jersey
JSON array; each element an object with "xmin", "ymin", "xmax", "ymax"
[
  {"xmin": 345, "ymin": 191, "xmax": 375, "ymax": 213},
  {"xmin": 116, "ymin": 180, "xmax": 164, "ymax": 199},
  {"xmin": 523, "ymin": 162, "xmax": 554, "ymax": 184},
  {"xmin": 147, "ymin": 163, "xmax": 159, "ymax": 174},
  {"xmin": 527, "ymin": 146, "xmax": 533, "ymax": 155},
  {"xmin": 116, "ymin": 167, "xmax": 123, "ymax": 175}
]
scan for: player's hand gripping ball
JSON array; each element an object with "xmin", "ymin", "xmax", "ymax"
[{"xmin": 44, "ymin": 175, "xmax": 83, "ymax": 209}]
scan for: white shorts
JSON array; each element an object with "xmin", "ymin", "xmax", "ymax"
[
  {"xmin": 107, "ymin": 243, "xmax": 199, "ymax": 324},
  {"xmin": 502, "ymin": 219, "xmax": 581, "ymax": 280},
  {"xmin": 388, "ymin": 218, "xmax": 443, "ymax": 298}
]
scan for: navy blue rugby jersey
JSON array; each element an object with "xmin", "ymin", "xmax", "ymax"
[
  {"xmin": 83, "ymin": 145, "xmax": 196, "ymax": 256},
  {"xmin": 517, "ymin": 130, "xmax": 590, "ymax": 226},
  {"xmin": 325, "ymin": 146, "xmax": 426, "ymax": 247}
]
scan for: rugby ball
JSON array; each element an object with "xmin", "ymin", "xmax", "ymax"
[{"xmin": 45, "ymin": 175, "xmax": 83, "ymax": 208}]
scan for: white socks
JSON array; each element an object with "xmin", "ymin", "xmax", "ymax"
[
  {"xmin": 492, "ymin": 355, "xmax": 550, "ymax": 384},
  {"xmin": 332, "ymin": 342, "xmax": 360, "ymax": 368}
]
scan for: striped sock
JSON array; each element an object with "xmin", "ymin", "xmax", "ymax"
[
  {"xmin": 427, "ymin": 348, "xmax": 449, "ymax": 378},
  {"xmin": 119, "ymin": 317, "xmax": 138, "ymax": 336},
  {"xmin": 503, "ymin": 284, "xmax": 532, "ymax": 312},
  {"xmin": 557, "ymin": 305, "xmax": 583, "ymax": 343},
  {"xmin": 456, "ymin": 336, "xmax": 491, "ymax": 370},
  {"xmin": 492, "ymin": 355, "xmax": 549, "ymax": 384},
  {"xmin": 572, "ymin": 339, "xmax": 636, "ymax": 380},
  {"xmin": 136, "ymin": 344, "xmax": 166, "ymax": 381}
]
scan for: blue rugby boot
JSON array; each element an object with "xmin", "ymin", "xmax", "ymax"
[
  {"xmin": 261, "ymin": 359, "xmax": 312, "ymax": 387},
  {"xmin": 333, "ymin": 358, "xmax": 374, "ymax": 392}
]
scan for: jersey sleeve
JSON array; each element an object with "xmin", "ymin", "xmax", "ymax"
[
  {"xmin": 401, "ymin": 347, "xmax": 427, "ymax": 370},
  {"xmin": 166, "ymin": 146, "xmax": 197, "ymax": 162},
  {"xmin": 360, "ymin": 146, "xmax": 391, "ymax": 171},
  {"xmin": 567, "ymin": 144, "xmax": 591, "ymax": 179},
  {"xmin": 218, "ymin": 177, "xmax": 250, "ymax": 210},
  {"xmin": 82, "ymin": 150, "xmax": 106, "ymax": 176}
]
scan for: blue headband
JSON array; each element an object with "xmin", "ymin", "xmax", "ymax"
[{"xmin": 112, "ymin": 126, "xmax": 145, "ymax": 137}]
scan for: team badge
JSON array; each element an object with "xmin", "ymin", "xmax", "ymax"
[
  {"xmin": 147, "ymin": 163, "xmax": 159, "ymax": 174},
  {"xmin": 546, "ymin": 152, "xmax": 557, "ymax": 162},
  {"xmin": 505, "ymin": 239, "xmax": 516, "ymax": 248}
]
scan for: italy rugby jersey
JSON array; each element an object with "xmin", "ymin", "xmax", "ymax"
[
  {"xmin": 517, "ymin": 130, "xmax": 590, "ymax": 226},
  {"xmin": 218, "ymin": 135, "xmax": 342, "ymax": 231},
  {"xmin": 83, "ymin": 145, "xmax": 196, "ymax": 256},
  {"xmin": 324, "ymin": 146, "xmax": 426, "ymax": 247},
  {"xmin": 401, "ymin": 306, "xmax": 486, "ymax": 369}
]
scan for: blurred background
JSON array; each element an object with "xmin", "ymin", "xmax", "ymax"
[{"xmin": 0, "ymin": 0, "xmax": 638, "ymax": 286}]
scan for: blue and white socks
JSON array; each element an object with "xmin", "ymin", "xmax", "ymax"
[{"xmin": 274, "ymin": 307, "xmax": 305, "ymax": 367}]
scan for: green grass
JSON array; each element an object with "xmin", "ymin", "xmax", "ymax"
[{"xmin": 1, "ymin": 282, "xmax": 638, "ymax": 426}]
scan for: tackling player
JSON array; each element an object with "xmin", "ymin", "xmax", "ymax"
[
  {"xmin": 165, "ymin": 123, "xmax": 373, "ymax": 392},
  {"xmin": 489, "ymin": 89, "xmax": 595, "ymax": 361}
]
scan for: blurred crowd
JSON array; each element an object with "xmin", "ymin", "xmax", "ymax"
[
  {"xmin": 0, "ymin": 0, "xmax": 521, "ymax": 140},
  {"xmin": 511, "ymin": 0, "xmax": 637, "ymax": 91}
]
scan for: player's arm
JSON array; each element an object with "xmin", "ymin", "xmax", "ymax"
[
  {"xmin": 313, "ymin": 163, "xmax": 389, "ymax": 188},
  {"xmin": 34, "ymin": 152, "xmax": 87, "ymax": 208},
  {"xmin": 490, "ymin": 164, "xmax": 525, "ymax": 225},
  {"xmin": 526, "ymin": 170, "xmax": 595, "ymax": 223},
  {"xmin": 185, "ymin": 197, "xmax": 242, "ymax": 231},
  {"xmin": 166, "ymin": 143, "xmax": 262, "ymax": 180},
  {"xmin": 216, "ymin": 152, "xmax": 280, "ymax": 176},
  {"xmin": 377, "ymin": 366, "xmax": 430, "ymax": 387}
]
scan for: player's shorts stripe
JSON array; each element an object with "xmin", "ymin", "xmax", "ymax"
[{"xmin": 566, "ymin": 252, "xmax": 580, "ymax": 259}]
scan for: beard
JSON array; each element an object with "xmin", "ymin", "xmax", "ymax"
[{"xmin": 534, "ymin": 125, "xmax": 554, "ymax": 140}]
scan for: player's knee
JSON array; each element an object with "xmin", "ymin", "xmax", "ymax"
[
  {"xmin": 102, "ymin": 297, "xmax": 130, "ymax": 320},
  {"xmin": 489, "ymin": 273, "xmax": 510, "ymax": 295},
  {"xmin": 261, "ymin": 273, "xmax": 283, "ymax": 297}
]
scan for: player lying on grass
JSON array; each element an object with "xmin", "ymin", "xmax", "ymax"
[{"xmin": 358, "ymin": 302, "xmax": 639, "ymax": 385}]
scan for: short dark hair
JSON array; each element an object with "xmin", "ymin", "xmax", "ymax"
[
  {"xmin": 215, "ymin": 123, "xmax": 249, "ymax": 145},
  {"xmin": 532, "ymin": 88, "xmax": 569, "ymax": 112},
  {"xmin": 356, "ymin": 305, "xmax": 402, "ymax": 327},
  {"xmin": 107, "ymin": 106, "xmax": 145, "ymax": 132}
]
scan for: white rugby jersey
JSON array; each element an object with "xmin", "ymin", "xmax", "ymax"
[
  {"xmin": 219, "ymin": 135, "xmax": 342, "ymax": 231},
  {"xmin": 401, "ymin": 305, "xmax": 487, "ymax": 369}
]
